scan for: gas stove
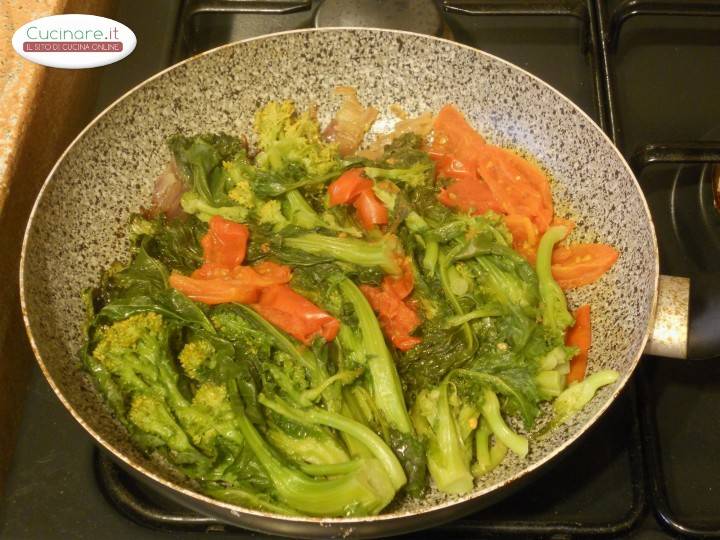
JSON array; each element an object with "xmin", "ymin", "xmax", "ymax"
[{"xmin": 2, "ymin": 1, "xmax": 719, "ymax": 538}]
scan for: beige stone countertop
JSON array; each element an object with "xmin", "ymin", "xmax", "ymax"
[
  {"xmin": 0, "ymin": 0, "xmax": 112, "ymax": 494},
  {"xmin": 0, "ymin": 1, "xmax": 64, "ymax": 212}
]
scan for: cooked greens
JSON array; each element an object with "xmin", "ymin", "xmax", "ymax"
[{"xmin": 81, "ymin": 97, "xmax": 619, "ymax": 517}]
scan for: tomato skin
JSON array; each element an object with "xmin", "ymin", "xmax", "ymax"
[
  {"xmin": 384, "ymin": 257, "xmax": 414, "ymax": 299},
  {"xmin": 252, "ymin": 261, "xmax": 293, "ymax": 283},
  {"xmin": 432, "ymin": 107, "xmax": 554, "ymax": 233},
  {"xmin": 327, "ymin": 168, "xmax": 388, "ymax": 230},
  {"xmin": 566, "ymin": 304, "xmax": 591, "ymax": 384},
  {"xmin": 474, "ymin": 146, "xmax": 553, "ymax": 233},
  {"xmin": 503, "ymin": 214, "xmax": 539, "ymax": 263},
  {"xmin": 201, "ymin": 215, "xmax": 249, "ymax": 268},
  {"xmin": 253, "ymin": 284, "xmax": 340, "ymax": 344},
  {"xmin": 328, "ymin": 168, "xmax": 373, "ymax": 206},
  {"xmin": 353, "ymin": 188, "xmax": 388, "ymax": 230},
  {"xmin": 437, "ymin": 171, "xmax": 504, "ymax": 216},
  {"xmin": 169, "ymin": 272, "xmax": 260, "ymax": 305},
  {"xmin": 192, "ymin": 261, "xmax": 290, "ymax": 283},
  {"xmin": 432, "ymin": 104, "xmax": 486, "ymax": 162},
  {"xmin": 360, "ymin": 261, "xmax": 421, "ymax": 352},
  {"xmin": 551, "ymin": 244, "xmax": 619, "ymax": 289}
]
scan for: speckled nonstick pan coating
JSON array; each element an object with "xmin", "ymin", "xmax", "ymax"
[{"xmin": 20, "ymin": 28, "xmax": 658, "ymax": 538}]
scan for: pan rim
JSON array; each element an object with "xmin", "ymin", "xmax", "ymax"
[{"xmin": 19, "ymin": 26, "xmax": 660, "ymax": 526}]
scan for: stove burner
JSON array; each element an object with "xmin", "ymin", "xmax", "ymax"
[
  {"xmin": 314, "ymin": 0, "xmax": 446, "ymax": 37},
  {"xmin": 668, "ymin": 135, "xmax": 720, "ymax": 272}
]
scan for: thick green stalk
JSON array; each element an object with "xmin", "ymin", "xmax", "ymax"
[
  {"xmin": 338, "ymin": 278, "xmax": 413, "ymax": 435},
  {"xmin": 259, "ymin": 394, "xmax": 406, "ymax": 491},
  {"xmin": 426, "ymin": 381, "xmax": 474, "ymax": 494},
  {"xmin": 285, "ymin": 234, "xmax": 401, "ymax": 275}
]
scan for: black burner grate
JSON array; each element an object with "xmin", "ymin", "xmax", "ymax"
[{"xmin": 94, "ymin": 1, "xmax": 720, "ymax": 538}]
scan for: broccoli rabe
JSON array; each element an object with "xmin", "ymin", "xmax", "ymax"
[
  {"xmin": 253, "ymin": 101, "xmax": 343, "ymax": 194},
  {"xmin": 129, "ymin": 394, "xmax": 205, "ymax": 460},
  {"xmin": 180, "ymin": 191, "xmax": 250, "ymax": 223},
  {"xmin": 410, "ymin": 366, "xmax": 532, "ymax": 495},
  {"xmin": 128, "ymin": 214, "xmax": 207, "ymax": 274},
  {"xmin": 285, "ymin": 233, "xmax": 401, "ymax": 275},
  {"xmin": 411, "ymin": 382, "xmax": 476, "ymax": 494},
  {"xmin": 472, "ymin": 418, "xmax": 507, "ymax": 477},
  {"xmin": 536, "ymin": 225, "xmax": 574, "ymax": 337},
  {"xmin": 364, "ymin": 160, "xmax": 434, "ymax": 187},
  {"xmin": 81, "ymin": 96, "xmax": 622, "ymax": 518},
  {"xmin": 169, "ymin": 134, "xmax": 258, "ymax": 223},
  {"xmin": 335, "ymin": 278, "xmax": 427, "ymax": 496},
  {"xmin": 549, "ymin": 370, "xmax": 620, "ymax": 427},
  {"xmin": 91, "ymin": 312, "xmax": 165, "ymax": 395},
  {"xmin": 178, "ymin": 340, "xmax": 216, "ymax": 381},
  {"xmin": 256, "ymin": 199, "xmax": 289, "ymax": 230},
  {"xmin": 236, "ymin": 407, "xmax": 396, "ymax": 517}
]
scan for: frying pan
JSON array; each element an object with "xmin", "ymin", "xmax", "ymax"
[{"xmin": 19, "ymin": 28, "xmax": 711, "ymax": 538}]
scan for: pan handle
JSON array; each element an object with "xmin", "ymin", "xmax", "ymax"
[{"xmin": 645, "ymin": 274, "xmax": 720, "ymax": 359}]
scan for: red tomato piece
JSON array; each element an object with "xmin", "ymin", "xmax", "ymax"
[
  {"xmin": 566, "ymin": 304, "xmax": 591, "ymax": 384},
  {"xmin": 200, "ymin": 215, "xmax": 249, "ymax": 269},
  {"xmin": 328, "ymin": 168, "xmax": 373, "ymax": 206},
  {"xmin": 432, "ymin": 104, "xmax": 486, "ymax": 163},
  {"xmin": 353, "ymin": 188, "xmax": 388, "ymax": 230},
  {"xmin": 253, "ymin": 284, "xmax": 340, "ymax": 344},
  {"xmin": 384, "ymin": 256, "xmax": 414, "ymax": 300},
  {"xmin": 169, "ymin": 272, "xmax": 260, "ymax": 305},
  {"xmin": 503, "ymin": 214, "xmax": 539, "ymax": 264},
  {"xmin": 551, "ymin": 244, "xmax": 619, "ymax": 290},
  {"xmin": 360, "ymin": 283, "xmax": 421, "ymax": 351},
  {"xmin": 474, "ymin": 146, "xmax": 553, "ymax": 233}
]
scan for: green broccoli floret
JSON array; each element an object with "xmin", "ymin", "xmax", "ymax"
[
  {"xmin": 168, "ymin": 133, "xmax": 257, "ymax": 220},
  {"xmin": 178, "ymin": 340, "xmax": 216, "ymax": 381},
  {"xmin": 128, "ymin": 215, "xmax": 159, "ymax": 243},
  {"xmin": 210, "ymin": 309, "xmax": 272, "ymax": 359},
  {"xmin": 128, "ymin": 393, "xmax": 210, "ymax": 468},
  {"xmin": 256, "ymin": 199, "xmax": 289, "ymax": 230},
  {"xmin": 129, "ymin": 394, "xmax": 190, "ymax": 450},
  {"xmin": 180, "ymin": 191, "xmax": 249, "ymax": 223},
  {"xmin": 255, "ymin": 101, "xmax": 339, "ymax": 176},
  {"xmin": 227, "ymin": 177, "xmax": 254, "ymax": 208},
  {"xmin": 364, "ymin": 160, "xmax": 434, "ymax": 187},
  {"xmin": 183, "ymin": 382, "xmax": 244, "ymax": 452},
  {"xmin": 193, "ymin": 381, "xmax": 229, "ymax": 409},
  {"xmin": 254, "ymin": 100, "xmax": 296, "ymax": 150},
  {"xmin": 92, "ymin": 313, "xmax": 165, "ymax": 393},
  {"xmin": 253, "ymin": 101, "xmax": 342, "ymax": 196}
]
